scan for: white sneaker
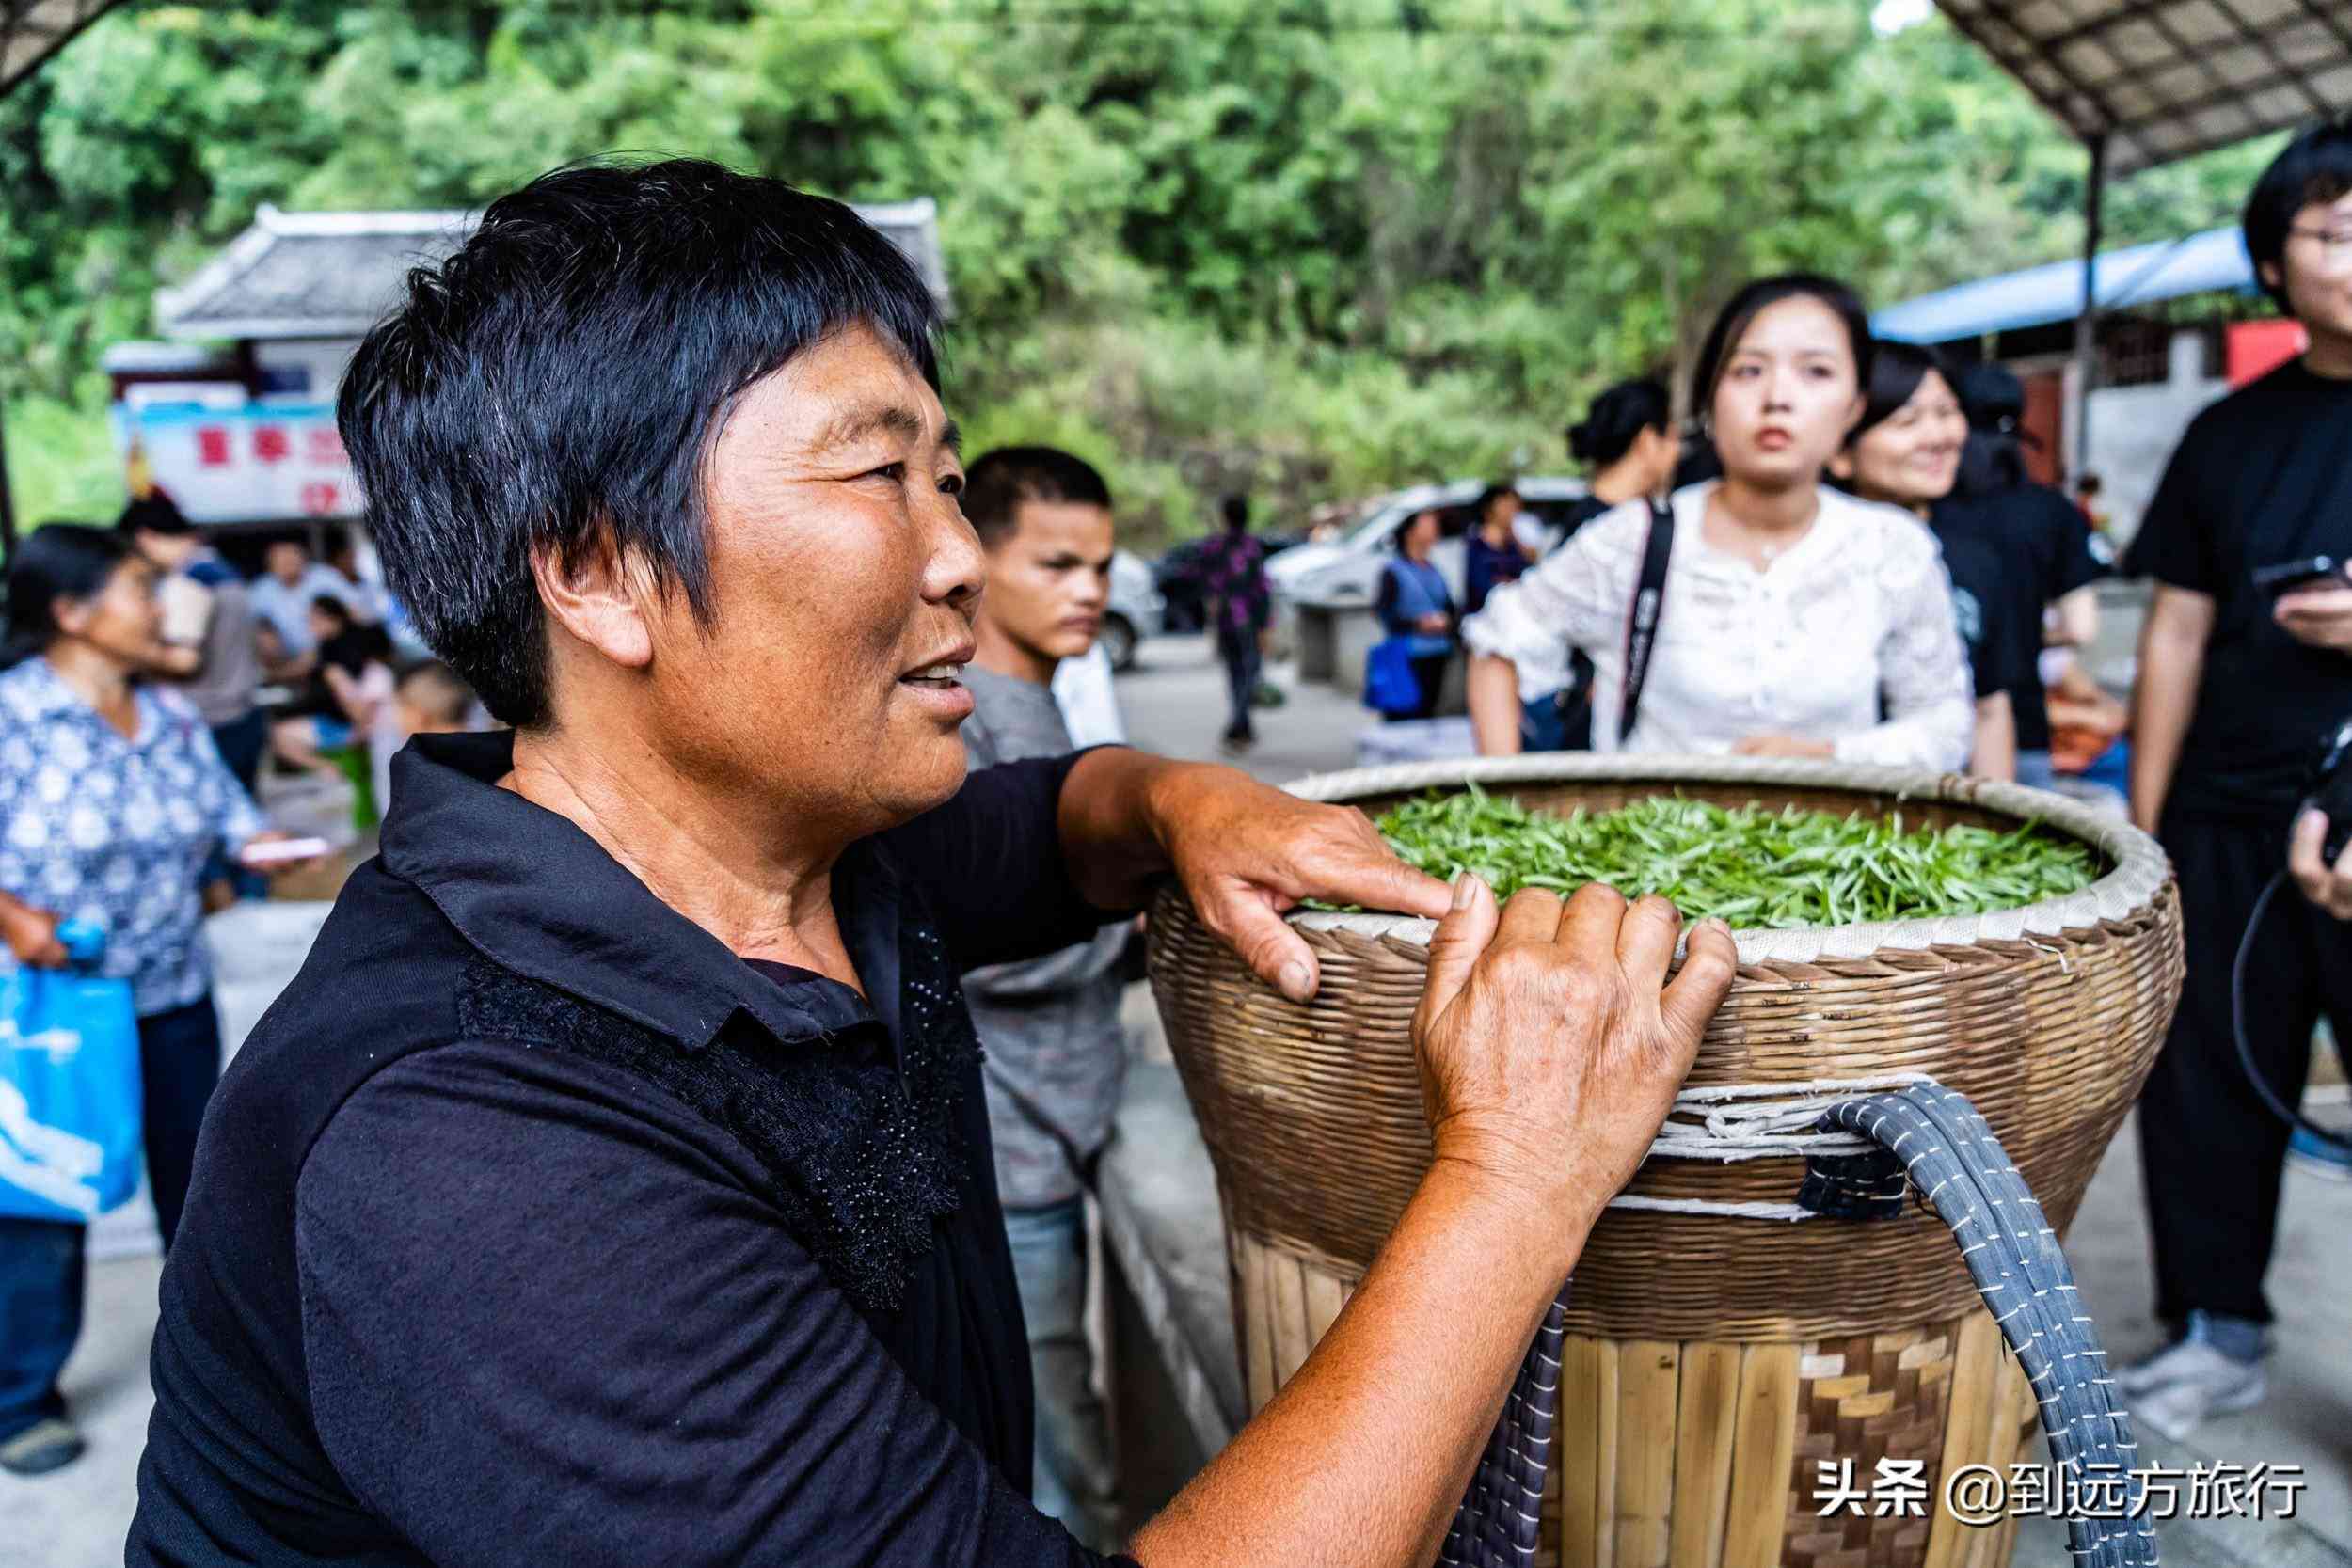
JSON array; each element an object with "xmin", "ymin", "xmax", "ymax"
[
  {"xmin": 2115, "ymin": 1312, "xmax": 2265, "ymax": 1398},
  {"xmin": 2122, "ymin": 1340, "xmax": 2266, "ymax": 1440}
]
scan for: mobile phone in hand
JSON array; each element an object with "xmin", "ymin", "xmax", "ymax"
[
  {"xmin": 2254, "ymin": 556, "xmax": 2345, "ymax": 598},
  {"xmin": 238, "ymin": 836, "xmax": 332, "ymax": 867}
]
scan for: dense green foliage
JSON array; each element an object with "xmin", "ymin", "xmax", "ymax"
[
  {"xmin": 2, "ymin": 0, "xmax": 2280, "ymax": 545},
  {"xmin": 1368, "ymin": 785, "xmax": 2098, "ymax": 927}
]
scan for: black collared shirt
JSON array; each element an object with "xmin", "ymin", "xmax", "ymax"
[{"xmin": 129, "ymin": 730, "xmax": 1136, "ymax": 1567}]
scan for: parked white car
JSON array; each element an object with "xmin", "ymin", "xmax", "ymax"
[
  {"xmin": 1267, "ymin": 476, "xmax": 1592, "ymax": 608},
  {"xmin": 1103, "ymin": 548, "xmax": 1164, "ymax": 672}
]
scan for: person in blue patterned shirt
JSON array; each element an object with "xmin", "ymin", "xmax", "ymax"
[{"xmin": 0, "ymin": 524, "xmax": 277, "ymax": 1478}]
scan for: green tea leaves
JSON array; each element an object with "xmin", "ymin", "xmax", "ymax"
[{"xmin": 1362, "ymin": 786, "xmax": 2097, "ymax": 929}]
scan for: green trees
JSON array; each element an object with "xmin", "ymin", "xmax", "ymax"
[{"xmin": 0, "ymin": 0, "xmax": 2280, "ymax": 545}]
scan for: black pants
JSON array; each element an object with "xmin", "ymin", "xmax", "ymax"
[
  {"xmin": 0, "ymin": 996, "xmax": 223, "ymax": 1439},
  {"xmin": 2139, "ymin": 811, "xmax": 2352, "ymax": 1327},
  {"xmin": 1217, "ymin": 634, "xmax": 1263, "ymax": 741},
  {"xmin": 208, "ymin": 709, "xmax": 267, "ymax": 796}
]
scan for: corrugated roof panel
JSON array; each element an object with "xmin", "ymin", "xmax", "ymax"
[
  {"xmin": 1933, "ymin": 0, "xmax": 2351, "ymax": 174},
  {"xmin": 1872, "ymin": 226, "xmax": 2256, "ymax": 343}
]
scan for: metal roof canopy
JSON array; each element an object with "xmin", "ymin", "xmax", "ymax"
[
  {"xmin": 1935, "ymin": 0, "xmax": 2352, "ymax": 176},
  {"xmin": 1932, "ymin": 0, "xmax": 2351, "ymax": 470},
  {"xmin": 1, "ymin": 0, "xmax": 116, "ymax": 98}
]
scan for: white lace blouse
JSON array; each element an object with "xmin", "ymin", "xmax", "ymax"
[{"xmin": 1461, "ymin": 483, "xmax": 1974, "ymax": 770}]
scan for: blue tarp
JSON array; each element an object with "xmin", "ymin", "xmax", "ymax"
[{"xmin": 1872, "ymin": 228, "xmax": 2255, "ymax": 344}]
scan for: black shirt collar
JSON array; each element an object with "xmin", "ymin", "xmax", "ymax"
[{"xmin": 382, "ymin": 731, "xmax": 893, "ymax": 1053}]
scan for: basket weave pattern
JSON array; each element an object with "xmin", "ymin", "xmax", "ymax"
[
  {"xmin": 1148, "ymin": 765, "xmax": 2184, "ymax": 1343},
  {"xmin": 1148, "ymin": 761, "xmax": 2183, "ymax": 1568}
]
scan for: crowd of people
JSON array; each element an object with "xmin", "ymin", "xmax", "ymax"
[
  {"xmin": 0, "ymin": 109, "xmax": 2344, "ymax": 1568},
  {"xmin": 1299, "ymin": 275, "xmax": 2111, "ymax": 785},
  {"xmin": 0, "ymin": 509, "xmax": 483, "ymax": 1478}
]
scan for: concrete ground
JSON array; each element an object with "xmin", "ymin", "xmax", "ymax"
[{"xmin": 10, "ymin": 629, "xmax": 2348, "ymax": 1567}]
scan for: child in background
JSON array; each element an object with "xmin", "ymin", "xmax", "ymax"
[{"xmin": 370, "ymin": 660, "xmax": 482, "ymax": 814}]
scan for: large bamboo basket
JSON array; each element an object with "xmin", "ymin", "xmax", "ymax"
[{"xmin": 1147, "ymin": 756, "xmax": 2184, "ymax": 1568}]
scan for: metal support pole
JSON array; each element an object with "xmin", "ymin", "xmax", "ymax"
[
  {"xmin": 2073, "ymin": 133, "xmax": 2108, "ymax": 483},
  {"xmin": 0, "ymin": 399, "xmax": 17, "ymax": 564}
]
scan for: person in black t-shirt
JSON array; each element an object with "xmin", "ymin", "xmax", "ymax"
[
  {"xmin": 2122, "ymin": 118, "xmax": 2352, "ymax": 1441},
  {"xmin": 1832, "ymin": 341, "xmax": 2026, "ymax": 780},
  {"xmin": 1938, "ymin": 364, "xmax": 2110, "ymax": 788}
]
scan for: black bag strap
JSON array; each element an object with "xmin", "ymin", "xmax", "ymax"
[{"xmin": 1617, "ymin": 497, "xmax": 1675, "ymax": 745}]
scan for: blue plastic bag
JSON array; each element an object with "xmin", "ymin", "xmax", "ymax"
[
  {"xmin": 0, "ymin": 923, "xmax": 143, "ymax": 1223},
  {"xmin": 1363, "ymin": 636, "xmax": 1424, "ymax": 716}
]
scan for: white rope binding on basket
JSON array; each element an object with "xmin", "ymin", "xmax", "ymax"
[
  {"xmin": 1281, "ymin": 753, "xmax": 2171, "ymax": 967},
  {"xmin": 1612, "ymin": 1072, "xmax": 1933, "ymax": 1220}
]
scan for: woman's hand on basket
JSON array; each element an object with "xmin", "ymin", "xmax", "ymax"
[
  {"xmin": 1411, "ymin": 876, "xmax": 1739, "ymax": 1241},
  {"xmin": 1062, "ymin": 752, "xmax": 1454, "ymax": 1002}
]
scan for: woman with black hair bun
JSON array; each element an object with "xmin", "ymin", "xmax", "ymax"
[
  {"xmin": 1464, "ymin": 275, "xmax": 1972, "ymax": 768},
  {"xmin": 1564, "ymin": 377, "xmax": 1678, "ymax": 533},
  {"xmin": 1507, "ymin": 379, "xmax": 1684, "ymax": 750}
]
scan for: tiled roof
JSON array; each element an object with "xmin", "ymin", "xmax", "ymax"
[{"xmin": 154, "ymin": 198, "xmax": 949, "ymax": 341}]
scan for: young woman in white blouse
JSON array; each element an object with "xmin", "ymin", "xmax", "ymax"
[{"xmin": 1466, "ymin": 275, "xmax": 1973, "ymax": 770}]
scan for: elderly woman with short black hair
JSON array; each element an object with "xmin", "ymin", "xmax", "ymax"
[{"xmin": 128, "ymin": 160, "xmax": 1735, "ymax": 1567}]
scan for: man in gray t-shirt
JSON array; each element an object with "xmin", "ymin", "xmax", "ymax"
[{"xmin": 958, "ymin": 447, "xmax": 1130, "ymax": 1549}]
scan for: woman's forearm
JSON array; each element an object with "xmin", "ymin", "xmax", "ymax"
[
  {"xmin": 2050, "ymin": 587, "xmax": 2099, "ymax": 649},
  {"xmin": 1468, "ymin": 656, "xmax": 1524, "ymax": 756},
  {"xmin": 1970, "ymin": 691, "xmax": 2017, "ymax": 783},
  {"xmin": 2129, "ymin": 588, "xmax": 2214, "ymax": 832},
  {"xmin": 1131, "ymin": 1159, "xmax": 1584, "ymax": 1568}
]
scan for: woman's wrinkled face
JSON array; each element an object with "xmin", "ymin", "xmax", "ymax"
[
  {"xmin": 641, "ymin": 323, "xmax": 982, "ymax": 834},
  {"xmin": 1708, "ymin": 296, "xmax": 1866, "ymax": 491},
  {"xmin": 1849, "ymin": 370, "xmax": 1966, "ymax": 509},
  {"xmin": 1403, "ymin": 510, "xmax": 1440, "ymax": 555},
  {"xmin": 56, "ymin": 557, "xmax": 163, "ymax": 669}
]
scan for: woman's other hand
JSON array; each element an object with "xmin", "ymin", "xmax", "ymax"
[
  {"xmin": 2274, "ymin": 585, "xmax": 2352, "ymax": 653},
  {"xmin": 1, "ymin": 900, "xmax": 69, "ymax": 968},
  {"xmin": 1415, "ymin": 612, "xmax": 1450, "ymax": 635},
  {"xmin": 1146, "ymin": 764, "xmax": 1452, "ymax": 1002},
  {"xmin": 235, "ymin": 832, "xmax": 326, "ymax": 876},
  {"xmin": 1412, "ymin": 879, "xmax": 1738, "ymax": 1236},
  {"xmin": 2289, "ymin": 808, "xmax": 2352, "ymax": 921},
  {"xmin": 1732, "ymin": 734, "xmax": 1834, "ymax": 759}
]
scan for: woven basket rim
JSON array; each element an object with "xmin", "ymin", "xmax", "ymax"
[{"xmin": 1282, "ymin": 753, "xmax": 2172, "ymax": 964}]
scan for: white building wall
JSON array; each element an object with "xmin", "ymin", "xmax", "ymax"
[
  {"xmin": 251, "ymin": 337, "xmax": 365, "ymax": 403},
  {"xmin": 2081, "ymin": 329, "xmax": 2228, "ymax": 546}
]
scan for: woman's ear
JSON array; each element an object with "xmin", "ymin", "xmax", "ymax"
[
  {"xmin": 531, "ymin": 529, "xmax": 656, "ymax": 673},
  {"xmin": 1827, "ymin": 449, "xmax": 1856, "ymax": 483},
  {"xmin": 50, "ymin": 594, "xmax": 94, "ymax": 639}
]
